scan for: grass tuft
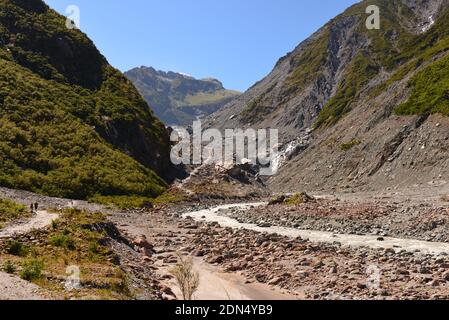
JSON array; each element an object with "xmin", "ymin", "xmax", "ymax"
[{"xmin": 340, "ymin": 139, "xmax": 362, "ymax": 151}]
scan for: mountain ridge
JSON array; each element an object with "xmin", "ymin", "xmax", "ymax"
[
  {"xmin": 205, "ymin": 0, "xmax": 449, "ymax": 193},
  {"xmin": 126, "ymin": 66, "xmax": 240, "ymax": 126}
]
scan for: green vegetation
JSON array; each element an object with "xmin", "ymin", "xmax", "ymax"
[
  {"xmin": 0, "ymin": 208, "xmax": 134, "ymax": 299},
  {"xmin": 308, "ymin": 0, "xmax": 449, "ymax": 127},
  {"xmin": 283, "ymin": 28, "xmax": 331, "ymax": 95},
  {"xmin": 51, "ymin": 219, "xmax": 59, "ymax": 230},
  {"xmin": 89, "ymin": 190, "xmax": 187, "ymax": 209},
  {"xmin": 369, "ymin": 59, "xmax": 419, "ymax": 98},
  {"xmin": 369, "ymin": 5, "xmax": 449, "ymax": 102},
  {"xmin": 395, "ymin": 53, "xmax": 449, "ymax": 116},
  {"xmin": 20, "ymin": 259, "xmax": 44, "ymax": 281},
  {"xmin": 0, "ymin": 198, "xmax": 28, "ymax": 228},
  {"xmin": 0, "ymin": 0, "xmax": 169, "ymax": 201},
  {"xmin": 360, "ymin": 0, "xmax": 415, "ymax": 69},
  {"xmin": 50, "ymin": 233, "xmax": 76, "ymax": 250},
  {"xmin": 283, "ymin": 194, "xmax": 304, "ymax": 206},
  {"xmin": 0, "ymin": 58, "xmax": 167, "ymax": 199},
  {"xmin": 393, "ymin": 4, "xmax": 449, "ymax": 64},
  {"xmin": 152, "ymin": 191, "xmax": 187, "ymax": 205},
  {"xmin": 340, "ymin": 139, "xmax": 362, "ymax": 151},
  {"xmin": 315, "ymin": 53, "xmax": 379, "ymax": 128},
  {"xmin": 2, "ymin": 260, "xmax": 16, "ymax": 274},
  {"xmin": 6, "ymin": 240, "xmax": 28, "ymax": 257},
  {"xmin": 366, "ymin": 2, "xmax": 449, "ymax": 116},
  {"xmin": 89, "ymin": 194, "xmax": 155, "ymax": 210}
]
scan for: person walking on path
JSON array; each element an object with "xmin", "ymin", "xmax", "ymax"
[
  {"xmin": 30, "ymin": 203, "xmax": 34, "ymax": 214},
  {"xmin": 34, "ymin": 203, "xmax": 39, "ymax": 212}
]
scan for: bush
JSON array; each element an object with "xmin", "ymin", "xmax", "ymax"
[
  {"xmin": 51, "ymin": 219, "xmax": 59, "ymax": 230},
  {"xmin": 6, "ymin": 240, "xmax": 28, "ymax": 257},
  {"xmin": 20, "ymin": 259, "xmax": 44, "ymax": 281},
  {"xmin": 2, "ymin": 260, "xmax": 16, "ymax": 274},
  {"xmin": 88, "ymin": 241, "xmax": 99, "ymax": 254},
  {"xmin": 284, "ymin": 194, "xmax": 303, "ymax": 206},
  {"xmin": 170, "ymin": 253, "xmax": 200, "ymax": 300},
  {"xmin": 0, "ymin": 199, "xmax": 27, "ymax": 226},
  {"xmin": 50, "ymin": 234, "xmax": 76, "ymax": 250}
]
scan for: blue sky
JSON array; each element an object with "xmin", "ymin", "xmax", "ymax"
[{"xmin": 44, "ymin": 0, "xmax": 359, "ymax": 91}]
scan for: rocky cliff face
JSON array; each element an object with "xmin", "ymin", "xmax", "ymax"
[
  {"xmin": 0, "ymin": 0, "xmax": 171, "ymax": 199},
  {"xmin": 206, "ymin": 0, "xmax": 449, "ymax": 193},
  {"xmin": 126, "ymin": 66, "xmax": 240, "ymax": 126}
]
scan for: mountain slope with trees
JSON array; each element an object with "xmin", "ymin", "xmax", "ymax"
[{"xmin": 0, "ymin": 0, "xmax": 171, "ymax": 200}]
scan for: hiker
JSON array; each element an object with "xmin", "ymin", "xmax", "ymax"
[
  {"xmin": 34, "ymin": 202, "xmax": 39, "ymax": 211},
  {"xmin": 30, "ymin": 203, "xmax": 34, "ymax": 214}
]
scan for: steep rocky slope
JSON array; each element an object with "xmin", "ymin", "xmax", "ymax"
[
  {"xmin": 205, "ymin": 0, "xmax": 449, "ymax": 193},
  {"xmin": 126, "ymin": 66, "xmax": 240, "ymax": 126},
  {"xmin": 0, "ymin": 0, "xmax": 171, "ymax": 199}
]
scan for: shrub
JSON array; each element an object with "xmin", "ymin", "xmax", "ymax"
[
  {"xmin": 50, "ymin": 234, "xmax": 76, "ymax": 250},
  {"xmin": 284, "ymin": 194, "xmax": 303, "ymax": 206},
  {"xmin": 0, "ymin": 199, "xmax": 27, "ymax": 226},
  {"xmin": 51, "ymin": 219, "xmax": 59, "ymax": 230},
  {"xmin": 6, "ymin": 240, "xmax": 28, "ymax": 257},
  {"xmin": 110, "ymin": 270, "xmax": 131, "ymax": 296},
  {"xmin": 2, "ymin": 260, "xmax": 16, "ymax": 274},
  {"xmin": 170, "ymin": 253, "xmax": 200, "ymax": 300},
  {"xmin": 88, "ymin": 241, "xmax": 99, "ymax": 254},
  {"xmin": 20, "ymin": 259, "xmax": 44, "ymax": 281}
]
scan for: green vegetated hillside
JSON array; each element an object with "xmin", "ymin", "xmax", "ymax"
[
  {"xmin": 0, "ymin": 0, "xmax": 170, "ymax": 200},
  {"xmin": 312, "ymin": 0, "xmax": 449, "ymax": 128},
  {"xmin": 126, "ymin": 67, "xmax": 240, "ymax": 126}
]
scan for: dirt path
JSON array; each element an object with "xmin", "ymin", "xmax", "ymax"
[
  {"xmin": 164, "ymin": 258, "xmax": 299, "ymax": 300},
  {"xmin": 183, "ymin": 203, "xmax": 449, "ymax": 255},
  {"xmin": 0, "ymin": 210, "xmax": 59, "ymax": 239},
  {"xmin": 0, "ymin": 210, "xmax": 58, "ymax": 300},
  {"xmin": 0, "ymin": 272, "xmax": 47, "ymax": 300}
]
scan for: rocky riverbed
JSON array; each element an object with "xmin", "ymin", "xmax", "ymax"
[
  {"xmin": 184, "ymin": 223, "xmax": 449, "ymax": 300},
  {"xmin": 2, "ymin": 186, "xmax": 449, "ymax": 300},
  {"xmin": 218, "ymin": 197, "xmax": 449, "ymax": 243},
  {"xmin": 113, "ymin": 204, "xmax": 449, "ymax": 300}
]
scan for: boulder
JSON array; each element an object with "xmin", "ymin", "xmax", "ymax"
[
  {"xmin": 133, "ymin": 235, "xmax": 154, "ymax": 251},
  {"xmin": 268, "ymin": 277, "xmax": 283, "ymax": 286},
  {"xmin": 443, "ymin": 271, "xmax": 449, "ymax": 281},
  {"xmin": 298, "ymin": 192, "xmax": 315, "ymax": 203},
  {"xmin": 268, "ymin": 196, "xmax": 286, "ymax": 206}
]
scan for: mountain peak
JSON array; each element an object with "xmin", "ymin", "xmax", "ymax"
[{"xmin": 126, "ymin": 66, "xmax": 239, "ymax": 126}]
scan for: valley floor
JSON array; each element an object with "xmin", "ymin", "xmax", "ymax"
[{"xmin": 1, "ymin": 185, "xmax": 449, "ymax": 300}]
